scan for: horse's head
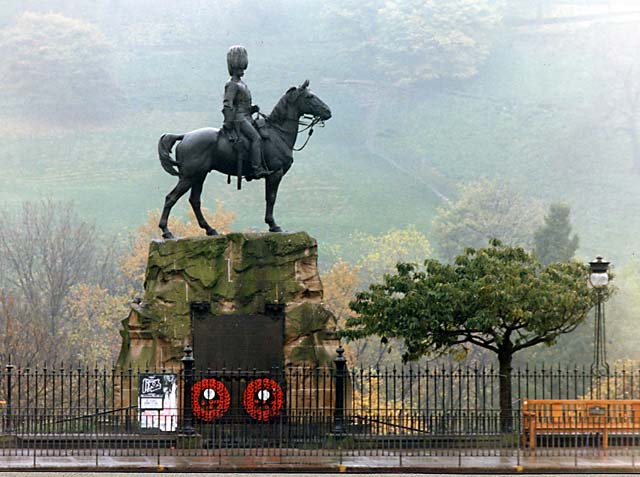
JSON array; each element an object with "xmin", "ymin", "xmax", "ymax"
[{"xmin": 288, "ymin": 80, "xmax": 332, "ymax": 121}]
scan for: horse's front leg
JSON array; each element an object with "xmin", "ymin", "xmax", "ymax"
[
  {"xmin": 264, "ymin": 169, "xmax": 284, "ymax": 232},
  {"xmin": 189, "ymin": 175, "xmax": 218, "ymax": 236}
]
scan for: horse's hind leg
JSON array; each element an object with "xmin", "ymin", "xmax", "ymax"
[
  {"xmin": 189, "ymin": 175, "xmax": 218, "ymax": 236},
  {"xmin": 159, "ymin": 177, "xmax": 192, "ymax": 239}
]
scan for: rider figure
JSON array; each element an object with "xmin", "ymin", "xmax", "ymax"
[{"xmin": 222, "ymin": 45, "xmax": 271, "ymax": 180}]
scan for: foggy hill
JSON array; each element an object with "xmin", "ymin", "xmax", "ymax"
[{"xmin": 1, "ymin": 0, "xmax": 639, "ymax": 265}]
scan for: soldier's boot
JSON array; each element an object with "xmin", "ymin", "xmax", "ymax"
[{"xmin": 247, "ymin": 141, "xmax": 272, "ymax": 180}]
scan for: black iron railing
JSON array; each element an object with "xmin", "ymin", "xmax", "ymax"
[{"xmin": 1, "ymin": 349, "xmax": 640, "ymax": 462}]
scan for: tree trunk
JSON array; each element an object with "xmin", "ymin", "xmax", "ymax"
[{"xmin": 498, "ymin": 349, "xmax": 514, "ymax": 433}]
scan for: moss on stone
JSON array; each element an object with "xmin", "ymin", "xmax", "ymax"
[
  {"xmin": 118, "ymin": 232, "xmax": 338, "ymax": 371},
  {"xmin": 288, "ymin": 335, "xmax": 319, "ymax": 363},
  {"xmin": 234, "ymin": 233, "xmax": 316, "ymax": 270},
  {"xmin": 285, "ymin": 303, "xmax": 334, "ymax": 342},
  {"xmin": 287, "ymin": 332, "xmax": 334, "ymax": 366},
  {"xmin": 313, "ymin": 341, "xmax": 333, "ymax": 367},
  {"xmin": 134, "ymin": 343, "xmax": 157, "ymax": 370}
]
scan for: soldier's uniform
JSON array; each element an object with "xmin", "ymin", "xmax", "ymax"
[{"xmin": 222, "ymin": 46, "xmax": 270, "ymax": 180}]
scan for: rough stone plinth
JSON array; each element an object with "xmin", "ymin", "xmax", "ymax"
[{"xmin": 116, "ymin": 232, "xmax": 338, "ymax": 372}]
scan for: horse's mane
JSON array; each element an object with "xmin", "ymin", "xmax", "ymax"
[{"xmin": 268, "ymin": 87, "xmax": 295, "ymax": 125}]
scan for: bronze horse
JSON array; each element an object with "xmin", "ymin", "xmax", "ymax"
[{"xmin": 157, "ymin": 80, "xmax": 331, "ymax": 239}]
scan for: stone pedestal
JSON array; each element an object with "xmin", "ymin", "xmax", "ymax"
[{"xmin": 116, "ymin": 232, "xmax": 339, "ymax": 410}]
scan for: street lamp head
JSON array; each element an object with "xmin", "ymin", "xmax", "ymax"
[{"xmin": 589, "ymin": 256, "xmax": 610, "ymax": 288}]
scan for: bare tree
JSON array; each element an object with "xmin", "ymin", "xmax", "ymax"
[
  {"xmin": 0, "ymin": 200, "xmax": 106, "ymax": 337},
  {"xmin": 0, "ymin": 288, "xmax": 57, "ymax": 366}
]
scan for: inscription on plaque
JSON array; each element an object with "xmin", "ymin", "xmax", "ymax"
[{"xmin": 192, "ymin": 309, "xmax": 284, "ymax": 370}]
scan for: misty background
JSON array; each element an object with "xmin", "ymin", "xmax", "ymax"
[{"xmin": 1, "ymin": 0, "xmax": 640, "ymax": 366}]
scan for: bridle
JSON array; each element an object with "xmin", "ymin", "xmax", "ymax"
[
  {"xmin": 260, "ymin": 93, "xmax": 326, "ymax": 151},
  {"xmin": 293, "ymin": 114, "xmax": 325, "ymax": 151}
]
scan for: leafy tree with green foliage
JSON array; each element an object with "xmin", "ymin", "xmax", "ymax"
[
  {"xmin": 534, "ymin": 203, "xmax": 579, "ymax": 265},
  {"xmin": 323, "ymin": 226, "xmax": 432, "ymax": 367},
  {"xmin": 431, "ymin": 180, "xmax": 545, "ymax": 263},
  {"xmin": 355, "ymin": 226, "xmax": 432, "ymax": 285},
  {"xmin": 324, "ymin": 0, "xmax": 504, "ymax": 84},
  {"xmin": 0, "ymin": 12, "xmax": 122, "ymax": 124},
  {"xmin": 343, "ymin": 240, "xmax": 597, "ymax": 430}
]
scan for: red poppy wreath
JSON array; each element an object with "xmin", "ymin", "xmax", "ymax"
[
  {"xmin": 192, "ymin": 378, "xmax": 231, "ymax": 421},
  {"xmin": 242, "ymin": 378, "xmax": 284, "ymax": 421}
]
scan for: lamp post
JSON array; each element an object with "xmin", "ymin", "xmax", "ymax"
[{"xmin": 589, "ymin": 256, "xmax": 610, "ymax": 376}]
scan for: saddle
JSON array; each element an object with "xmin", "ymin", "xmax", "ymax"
[{"xmin": 222, "ymin": 116, "xmax": 270, "ymax": 190}]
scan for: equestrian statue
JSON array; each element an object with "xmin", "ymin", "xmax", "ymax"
[{"xmin": 157, "ymin": 45, "xmax": 332, "ymax": 239}]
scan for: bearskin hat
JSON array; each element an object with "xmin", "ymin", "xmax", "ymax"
[{"xmin": 227, "ymin": 45, "xmax": 248, "ymax": 75}]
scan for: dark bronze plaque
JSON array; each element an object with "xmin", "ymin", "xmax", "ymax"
[{"xmin": 192, "ymin": 308, "xmax": 284, "ymax": 370}]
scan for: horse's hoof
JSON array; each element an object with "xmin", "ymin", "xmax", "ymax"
[
  {"xmin": 269, "ymin": 226, "xmax": 283, "ymax": 233},
  {"xmin": 162, "ymin": 231, "xmax": 175, "ymax": 240},
  {"xmin": 206, "ymin": 228, "xmax": 219, "ymax": 236}
]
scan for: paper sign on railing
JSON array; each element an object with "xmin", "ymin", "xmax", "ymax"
[{"xmin": 138, "ymin": 373, "xmax": 178, "ymax": 432}]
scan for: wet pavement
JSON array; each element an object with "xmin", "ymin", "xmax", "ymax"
[
  {"xmin": 0, "ymin": 450, "xmax": 639, "ymax": 472},
  {"xmin": 2, "ymin": 475, "xmax": 640, "ymax": 477}
]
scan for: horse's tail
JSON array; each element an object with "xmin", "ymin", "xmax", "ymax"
[{"xmin": 158, "ymin": 133, "xmax": 184, "ymax": 176}]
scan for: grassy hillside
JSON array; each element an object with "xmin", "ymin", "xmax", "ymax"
[
  {"xmin": 1, "ymin": 104, "xmax": 441, "ymax": 260},
  {"xmin": 1, "ymin": 2, "xmax": 639, "ymax": 268}
]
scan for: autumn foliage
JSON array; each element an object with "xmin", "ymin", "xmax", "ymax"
[
  {"xmin": 120, "ymin": 201, "xmax": 236, "ymax": 284},
  {"xmin": 0, "ymin": 200, "xmax": 235, "ymax": 366}
]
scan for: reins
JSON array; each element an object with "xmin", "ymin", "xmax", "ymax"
[
  {"xmin": 259, "ymin": 107, "xmax": 325, "ymax": 152},
  {"xmin": 294, "ymin": 115, "xmax": 324, "ymax": 151}
]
